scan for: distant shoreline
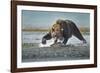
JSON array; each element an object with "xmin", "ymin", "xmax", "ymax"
[
  {"xmin": 22, "ymin": 29, "xmax": 49, "ymax": 32},
  {"xmin": 22, "ymin": 27, "xmax": 90, "ymax": 32}
]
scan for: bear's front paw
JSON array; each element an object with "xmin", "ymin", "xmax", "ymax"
[{"xmin": 42, "ymin": 38, "xmax": 46, "ymax": 44}]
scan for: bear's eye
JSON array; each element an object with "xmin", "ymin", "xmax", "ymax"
[
  {"xmin": 52, "ymin": 28, "xmax": 54, "ymax": 31},
  {"xmin": 54, "ymin": 28, "xmax": 59, "ymax": 31}
]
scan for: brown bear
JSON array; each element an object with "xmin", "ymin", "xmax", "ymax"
[{"xmin": 42, "ymin": 19, "xmax": 86, "ymax": 45}]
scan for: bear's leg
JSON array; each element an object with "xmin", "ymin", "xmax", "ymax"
[
  {"xmin": 63, "ymin": 38, "xmax": 69, "ymax": 45},
  {"xmin": 54, "ymin": 38, "xmax": 58, "ymax": 44},
  {"xmin": 72, "ymin": 24, "xmax": 87, "ymax": 43},
  {"xmin": 42, "ymin": 33, "xmax": 52, "ymax": 44}
]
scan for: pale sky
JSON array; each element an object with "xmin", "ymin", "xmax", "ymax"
[{"xmin": 22, "ymin": 10, "xmax": 90, "ymax": 29}]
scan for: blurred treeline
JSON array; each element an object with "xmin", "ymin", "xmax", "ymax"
[{"xmin": 22, "ymin": 27, "xmax": 90, "ymax": 32}]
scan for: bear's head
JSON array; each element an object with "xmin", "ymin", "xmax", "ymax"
[{"xmin": 50, "ymin": 23, "xmax": 63, "ymax": 40}]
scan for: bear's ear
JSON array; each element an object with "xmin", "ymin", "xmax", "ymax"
[
  {"xmin": 56, "ymin": 19, "xmax": 62, "ymax": 24},
  {"xmin": 49, "ymin": 26, "xmax": 54, "ymax": 34},
  {"xmin": 52, "ymin": 24, "xmax": 56, "ymax": 30},
  {"xmin": 51, "ymin": 27, "xmax": 54, "ymax": 32}
]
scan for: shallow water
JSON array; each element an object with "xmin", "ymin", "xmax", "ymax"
[
  {"xmin": 22, "ymin": 31, "xmax": 90, "ymax": 47},
  {"xmin": 22, "ymin": 31, "xmax": 90, "ymax": 62}
]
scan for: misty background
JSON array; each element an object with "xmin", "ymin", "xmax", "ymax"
[{"xmin": 22, "ymin": 10, "xmax": 90, "ymax": 30}]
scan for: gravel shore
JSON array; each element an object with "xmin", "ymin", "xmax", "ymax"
[{"xmin": 22, "ymin": 43, "xmax": 90, "ymax": 62}]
